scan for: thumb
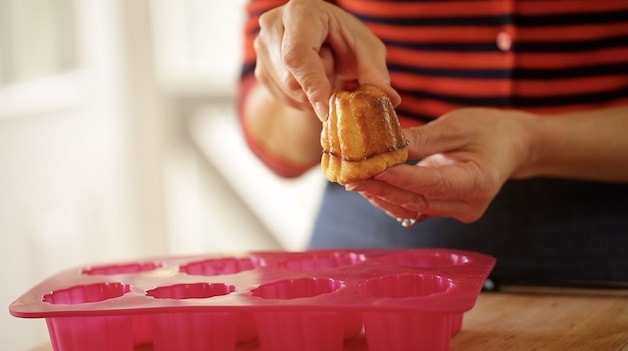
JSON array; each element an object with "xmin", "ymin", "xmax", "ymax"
[
  {"xmin": 283, "ymin": 45, "xmax": 333, "ymax": 121},
  {"xmin": 281, "ymin": 5, "xmax": 333, "ymax": 120},
  {"xmin": 353, "ymin": 42, "xmax": 400, "ymax": 106},
  {"xmin": 404, "ymin": 118, "xmax": 464, "ymax": 160}
]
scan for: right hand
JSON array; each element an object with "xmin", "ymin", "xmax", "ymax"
[
  {"xmin": 253, "ymin": 0, "xmax": 400, "ymax": 120},
  {"xmin": 346, "ymin": 107, "xmax": 536, "ymax": 223}
]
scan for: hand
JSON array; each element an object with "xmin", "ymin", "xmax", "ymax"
[
  {"xmin": 253, "ymin": 0, "xmax": 400, "ymax": 119},
  {"xmin": 345, "ymin": 108, "xmax": 535, "ymax": 223}
]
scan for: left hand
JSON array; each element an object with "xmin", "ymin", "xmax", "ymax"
[{"xmin": 345, "ymin": 107, "xmax": 535, "ymax": 223}]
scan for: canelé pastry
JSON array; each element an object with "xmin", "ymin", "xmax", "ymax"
[{"xmin": 320, "ymin": 84, "xmax": 408, "ymax": 184}]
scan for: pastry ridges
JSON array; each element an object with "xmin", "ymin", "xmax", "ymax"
[{"xmin": 321, "ymin": 84, "xmax": 408, "ymax": 184}]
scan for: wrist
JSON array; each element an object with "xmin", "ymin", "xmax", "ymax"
[
  {"xmin": 508, "ymin": 111, "xmax": 545, "ymax": 180},
  {"xmin": 509, "ymin": 106, "xmax": 628, "ymax": 182},
  {"xmin": 244, "ymin": 83, "xmax": 322, "ymax": 168}
]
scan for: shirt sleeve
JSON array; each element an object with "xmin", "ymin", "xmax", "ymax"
[{"xmin": 237, "ymin": 0, "xmax": 319, "ymax": 178}]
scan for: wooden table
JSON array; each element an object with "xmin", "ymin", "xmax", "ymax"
[
  {"xmin": 451, "ymin": 286, "xmax": 628, "ymax": 351},
  {"xmin": 29, "ymin": 287, "xmax": 627, "ymax": 351}
]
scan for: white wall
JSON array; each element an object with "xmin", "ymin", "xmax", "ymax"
[
  {"xmin": 0, "ymin": 1, "xmax": 166, "ymax": 349},
  {"xmin": 149, "ymin": 0, "xmax": 285, "ymax": 253},
  {"xmin": 1, "ymin": 1, "xmax": 312, "ymax": 349},
  {"xmin": 149, "ymin": 0, "xmax": 325, "ymax": 251}
]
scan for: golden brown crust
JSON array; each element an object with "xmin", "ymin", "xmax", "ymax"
[
  {"xmin": 320, "ymin": 84, "xmax": 408, "ymax": 184},
  {"xmin": 321, "ymin": 147, "xmax": 408, "ymax": 184}
]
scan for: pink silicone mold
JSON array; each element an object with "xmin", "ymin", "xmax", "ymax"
[{"xmin": 9, "ymin": 249, "xmax": 495, "ymax": 351}]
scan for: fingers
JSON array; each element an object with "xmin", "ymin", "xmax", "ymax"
[
  {"xmin": 352, "ymin": 179, "xmax": 484, "ymax": 223},
  {"xmin": 255, "ymin": 1, "xmax": 399, "ymax": 120},
  {"xmin": 374, "ymin": 163, "xmax": 476, "ymax": 201},
  {"xmin": 360, "ymin": 191, "xmax": 419, "ymax": 221},
  {"xmin": 403, "ymin": 115, "xmax": 469, "ymax": 161},
  {"xmin": 347, "ymin": 163, "xmax": 493, "ymax": 223},
  {"xmin": 352, "ymin": 39, "xmax": 401, "ymax": 107},
  {"xmin": 324, "ymin": 22, "xmax": 400, "ymax": 106},
  {"xmin": 352, "ymin": 179, "xmax": 487, "ymax": 223},
  {"xmin": 346, "ymin": 109, "xmax": 524, "ymax": 224},
  {"xmin": 282, "ymin": 4, "xmax": 333, "ymax": 119},
  {"xmin": 359, "ymin": 192, "xmax": 434, "ymax": 227},
  {"xmin": 254, "ymin": 9, "xmax": 312, "ymax": 111}
]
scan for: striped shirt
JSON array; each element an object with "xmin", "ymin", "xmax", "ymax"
[{"xmin": 239, "ymin": 0, "xmax": 628, "ymax": 175}]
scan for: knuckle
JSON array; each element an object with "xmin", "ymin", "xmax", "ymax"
[
  {"xmin": 253, "ymin": 65, "xmax": 267, "ymax": 84},
  {"xmin": 373, "ymin": 39, "xmax": 387, "ymax": 58},
  {"xmin": 281, "ymin": 44, "xmax": 303, "ymax": 69},
  {"xmin": 460, "ymin": 206, "xmax": 486, "ymax": 223},
  {"xmin": 406, "ymin": 127, "xmax": 429, "ymax": 151},
  {"xmin": 279, "ymin": 70, "xmax": 301, "ymax": 92},
  {"xmin": 257, "ymin": 11, "xmax": 272, "ymax": 28},
  {"xmin": 252, "ymin": 36, "xmax": 263, "ymax": 53}
]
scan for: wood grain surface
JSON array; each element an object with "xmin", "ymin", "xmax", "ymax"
[{"xmin": 451, "ymin": 286, "xmax": 628, "ymax": 351}]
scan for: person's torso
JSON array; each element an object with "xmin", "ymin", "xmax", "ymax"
[{"xmin": 336, "ymin": 0, "xmax": 628, "ymax": 125}]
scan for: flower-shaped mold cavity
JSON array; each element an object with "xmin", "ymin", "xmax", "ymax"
[
  {"xmin": 81, "ymin": 262, "xmax": 162, "ymax": 275},
  {"xmin": 277, "ymin": 251, "xmax": 366, "ymax": 271},
  {"xmin": 146, "ymin": 282, "xmax": 235, "ymax": 299},
  {"xmin": 43, "ymin": 282, "xmax": 131, "ymax": 305},
  {"xmin": 43, "ymin": 283, "xmax": 135, "ymax": 351},
  {"xmin": 381, "ymin": 250, "xmax": 470, "ymax": 269},
  {"xmin": 9, "ymin": 249, "xmax": 495, "ymax": 351},
  {"xmin": 252, "ymin": 277, "xmax": 353, "ymax": 351},
  {"xmin": 251, "ymin": 277, "xmax": 343, "ymax": 299},
  {"xmin": 179, "ymin": 256, "xmax": 264, "ymax": 276},
  {"xmin": 46, "ymin": 315, "xmax": 136, "ymax": 351},
  {"xmin": 149, "ymin": 310, "xmax": 242, "ymax": 351},
  {"xmin": 360, "ymin": 274, "xmax": 455, "ymax": 351},
  {"xmin": 361, "ymin": 273, "xmax": 451, "ymax": 298},
  {"xmin": 146, "ymin": 283, "xmax": 240, "ymax": 351}
]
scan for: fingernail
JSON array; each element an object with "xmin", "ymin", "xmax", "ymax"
[
  {"xmin": 344, "ymin": 183, "xmax": 359, "ymax": 191},
  {"xmin": 315, "ymin": 102, "xmax": 328, "ymax": 121},
  {"xmin": 391, "ymin": 90, "xmax": 402, "ymax": 106}
]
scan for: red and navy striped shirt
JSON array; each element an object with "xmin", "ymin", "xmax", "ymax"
[{"xmin": 239, "ymin": 0, "xmax": 628, "ymax": 174}]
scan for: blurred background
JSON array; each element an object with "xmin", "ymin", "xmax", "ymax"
[{"xmin": 1, "ymin": 0, "xmax": 324, "ymax": 349}]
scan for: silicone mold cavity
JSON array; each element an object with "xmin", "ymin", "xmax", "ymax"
[
  {"xmin": 361, "ymin": 273, "xmax": 451, "ymax": 298},
  {"xmin": 252, "ymin": 277, "xmax": 353, "ymax": 351},
  {"xmin": 149, "ymin": 311, "xmax": 240, "ymax": 351},
  {"xmin": 277, "ymin": 251, "xmax": 366, "ymax": 270},
  {"xmin": 82, "ymin": 262, "xmax": 162, "ymax": 275},
  {"xmin": 43, "ymin": 282, "xmax": 131, "ymax": 305},
  {"xmin": 146, "ymin": 283, "xmax": 235, "ymax": 299},
  {"xmin": 251, "ymin": 277, "xmax": 343, "ymax": 299},
  {"xmin": 359, "ymin": 274, "xmax": 455, "ymax": 351},
  {"xmin": 46, "ymin": 315, "xmax": 135, "ymax": 351},
  {"xmin": 41, "ymin": 283, "xmax": 134, "ymax": 350},
  {"xmin": 10, "ymin": 249, "xmax": 495, "ymax": 351},
  {"xmin": 381, "ymin": 250, "xmax": 470, "ymax": 268},
  {"xmin": 179, "ymin": 256, "xmax": 263, "ymax": 276}
]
